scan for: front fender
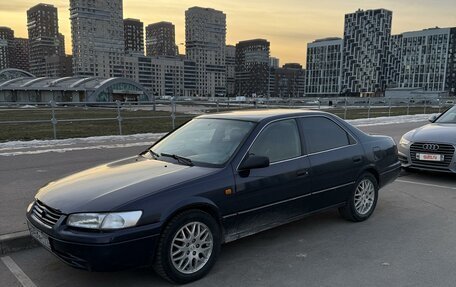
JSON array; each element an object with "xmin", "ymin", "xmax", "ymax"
[{"xmin": 161, "ymin": 196, "xmax": 221, "ymax": 225}]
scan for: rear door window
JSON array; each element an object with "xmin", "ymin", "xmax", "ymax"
[{"xmin": 299, "ymin": 117, "xmax": 353, "ymax": 154}]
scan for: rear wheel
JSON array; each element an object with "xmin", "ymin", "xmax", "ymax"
[
  {"xmin": 339, "ymin": 173, "xmax": 378, "ymax": 222},
  {"xmin": 153, "ymin": 210, "xmax": 221, "ymax": 284}
]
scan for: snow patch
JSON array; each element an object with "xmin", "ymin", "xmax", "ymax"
[
  {"xmin": 0, "ymin": 133, "xmax": 166, "ymax": 151},
  {"xmin": 347, "ymin": 114, "xmax": 434, "ymax": 127},
  {"xmin": 0, "ymin": 142, "xmax": 153, "ymax": 157}
]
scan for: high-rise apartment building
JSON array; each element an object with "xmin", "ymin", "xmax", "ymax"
[
  {"xmin": 269, "ymin": 57, "xmax": 280, "ymax": 69},
  {"xmin": 386, "ymin": 34, "xmax": 403, "ymax": 88},
  {"xmin": 124, "ymin": 18, "xmax": 144, "ymax": 55},
  {"xmin": 70, "ymin": 0, "xmax": 125, "ymax": 77},
  {"xmin": 11, "ymin": 38, "xmax": 30, "ymax": 71},
  {"xmin": 123, "ymin": 55, "xmax": 197, "ymax": 98},
  {"xmin": 447, "ymin": 29, "xmax": 456, "ymax": 95},
  {"xmin": 268, "ymin": 68, "xmax": 276, "ymax": 98},
  {"xmin": 0, "ymin": 27, "xmax": 14, "ymax": 70},
  {"xmin": 27, "ymin": 4, "xmax": 62, "ymax": 76},
  {"xmin": 58, "ymin": 33, "xmax": 66, "ymax": 56},
  {"xmin": 43, "ymin": 54, "xmax": 73, "ymax": 77},
  {"xmin": 235, "ymin": 39, "xmax": 270, "ymax": 97},
  {"xmin": 225, "ymin": 45, "xmax": 236, "ymax": 97},
  {"xmin": 342, "ymin": 8, "xmax": 392, "ymax": 95},
  {"xmin": 399, "ymin": 27, "xmax": 456, "ymax": 93},
  {"xmin": 271, "ymin": 63, "xmax": 306, "ymax": 98},
  {"xmin": 306, "ymin": 37, "xmax": 343, "ymax": 97},
  {"xmin": 183, "ymin": 60, "xmax": 197, "ymax": 97},
  {"xmin": 268, "ymin": 58, "xmax": 278, "ymax": 97},
  {"xmin": 186, "ymin": 7, "xmax": 226, "ymax": 97},
  {"xmin": 146, "ymin": 22, "xmax": 177, "ymax": 57},
  {"xmin": 0, "ymin": 27, "xmax": 30, "ymax": 72}
]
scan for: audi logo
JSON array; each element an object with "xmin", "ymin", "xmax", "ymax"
[{"xmin": 422, "ymin": 144, "xmax": 439, "ymax": 151}]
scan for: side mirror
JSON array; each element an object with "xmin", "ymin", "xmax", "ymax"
[
  {"xmin": 239, "ymin": 155, "xmax": 270, "ymax": 171},
  {"xmin": 428, "ymin": 114, "xmax": 439, "ymax": 123}
]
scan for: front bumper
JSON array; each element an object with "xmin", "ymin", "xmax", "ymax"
[
  {"xmin": 26, "ymin": 214, "xmax": 161, "ymax": 271},
  {"xmin": 50, "ymin": 231, "xmax": 158, "ymax": 271},
  {"xmin": 398, "ymin": 143, "xmax": 456, "ymax": 173}
]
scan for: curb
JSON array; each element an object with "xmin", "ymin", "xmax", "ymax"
[{"xmin": 0, "ymin": 231, "xmax": 38, "ymax": 255}]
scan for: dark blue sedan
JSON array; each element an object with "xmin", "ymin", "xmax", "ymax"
[{"xmin": 26, "ymin": 109, "xmax": 401, "ymax": 284}]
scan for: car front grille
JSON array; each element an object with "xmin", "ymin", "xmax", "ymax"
[
  {"xmin": 31, "ymin": 200, "xmax": 63, "ymax": 228},
  {"xmin": 410, "ymin": 142, "xmax": 455, "ymax": 170}
]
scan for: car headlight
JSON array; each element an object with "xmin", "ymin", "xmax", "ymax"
[
  {"xmin": 27, "ymin": 202, "xmax": 33, "ymax": 213},
  {"xmin": 399, "ymin": 137, "xmax": 412, "ymax": 148},
  {"xmin": 67, "ymin": 211, "xmax": 142, "ymax": 230}
]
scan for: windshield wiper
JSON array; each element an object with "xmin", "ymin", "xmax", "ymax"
[
  {"xmin": 160, "ymin": 153, "xmax": 194, "ymax": 166},
  {"xmin": 149, "ymin": 150, "xmax": 160, "ymax": 159}
]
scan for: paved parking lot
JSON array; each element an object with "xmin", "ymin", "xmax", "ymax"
[{"xmin": 1, "ymin": 121, "xmax": 456, "ymax": 286}]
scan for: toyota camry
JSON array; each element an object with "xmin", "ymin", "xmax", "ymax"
[{"xmin": 26, "ymin": 109, "xmax": 400, "ymax": 284}]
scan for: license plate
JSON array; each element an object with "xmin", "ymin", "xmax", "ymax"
[
  {"xmin": 416, "ymin": 153, "xmax": 444, "ymax": 162},
  {"xmin": 28, "ymin": 222, "xmax": 51, "ymax": 250}
]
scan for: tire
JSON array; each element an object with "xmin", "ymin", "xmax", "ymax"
[
  {"xmin": 339, "ymin": 173, "xmax": 378, "ymax": 222},
  {"xmin": 153, "ymin": 210, "xmax": 221, "ymax": 284}
]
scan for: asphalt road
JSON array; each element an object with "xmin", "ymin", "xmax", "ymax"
[{"xmin": 1, "ymin": 121, "xmax": 456, "ymax": 286}]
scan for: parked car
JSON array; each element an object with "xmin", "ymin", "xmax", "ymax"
[
  {"xmin": 26, "ymin": 109, "xmax": 401, "ymax": 284},
  {"xmin": 399, "ymin": 105, "xmax": 456, "ymax": 173},
  {"xmin": 305, "ymin": 100, "xmax": 320, "ymax": 105}
]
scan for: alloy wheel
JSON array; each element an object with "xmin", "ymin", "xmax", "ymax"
[
  {"xmin": 170, "ymin": 221, "xmax": 213, "ymax": 274},
  {"xmin": 354, "ymin": 179, "xmax": 375, "ymax": 215}
]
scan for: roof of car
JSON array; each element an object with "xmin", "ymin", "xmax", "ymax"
[{"xmin": 197, "ymin": 109, "xmax": 327, "ymax": 122}]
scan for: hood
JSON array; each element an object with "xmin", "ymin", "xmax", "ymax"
[
  {"xmin": 408, "ymin": 123, "xmax": 456, "ymax": 143},
  {"xmin": 36, "ymin": 156, "xmax": 217, "ymax": 214}
]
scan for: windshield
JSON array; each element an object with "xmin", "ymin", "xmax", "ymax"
[
  {"xmin": 150, "ymin": 118, "xmax": 255, "ymax": 166},
  {"xmin": 436, "ymin": 106, "xmax": 456, "ymax": 123}
]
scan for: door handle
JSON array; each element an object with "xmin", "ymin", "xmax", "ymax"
[
  {"xmin": 352, "ymin": 156, "xmax": 362, "ymax": 163},
  {"xmin": 296, "ymin": 169, "xmax": 309, "ymax": 177}
]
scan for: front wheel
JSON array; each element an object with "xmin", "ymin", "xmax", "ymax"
[
  {"xmin": 153, "ymin": 210, "xmax": 221, "ymax": 284},
  {"xmin": 339, "ymin": 173, "xmax": 378, "ymax": 222}
]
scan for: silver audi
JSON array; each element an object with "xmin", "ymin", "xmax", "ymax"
[{"xmin": 399, "ymin": 105, "xmax": 456, "ymax": 173}]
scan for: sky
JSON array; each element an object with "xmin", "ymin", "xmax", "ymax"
[{"xmin": 0, "ymin": 0, "xmax": 455, "ymax": 65}]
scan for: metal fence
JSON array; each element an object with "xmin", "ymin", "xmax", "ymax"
[{"xmin": 0, "ymin": 97, "xmax": 454, "ymax": 141}]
